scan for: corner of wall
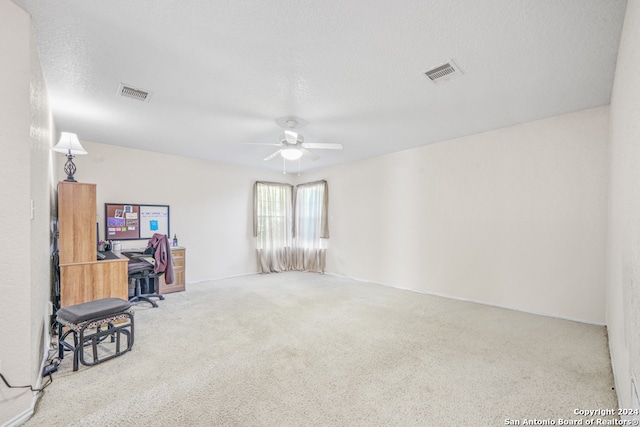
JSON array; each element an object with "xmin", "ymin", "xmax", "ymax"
[{"xmin": 606, "ymin": 0, "xmax": 640, "ymax": 412}]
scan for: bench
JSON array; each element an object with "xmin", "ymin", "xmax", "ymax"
[{"xmin": 57, "ymin": 298, "xmax": 134, "ymax": 371}]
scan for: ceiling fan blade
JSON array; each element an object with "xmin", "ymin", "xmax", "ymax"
[
  {"xmin": 263, "ymin": 149, "xmax": 282, "ymax": 161},
  {"xmin": 301, "ymin": 142, "xmax": 343, "ymax": 150},
  {"xmin": 284, "ymin": 130, "xmax": 298, "ymax": 145},
  {"xmin": 241, "ymin": 142, "xmax": 283, "ymax": 147},
  {"xmin": 300, "ymin": 147, "xmax": 320, "ymax": 161}
]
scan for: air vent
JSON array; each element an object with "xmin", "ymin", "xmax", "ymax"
[
  {"xmin": 424, "ymin": 60, "xmax": 462, "ymax": 84},
  {"xmin": 118, "ymin": 83, "xmax": 152, "ymax": 102}
]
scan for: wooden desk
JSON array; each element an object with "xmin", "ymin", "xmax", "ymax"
[{"xmin": 59, "ymin": 252, "xmax": 129, "ymax": 307}]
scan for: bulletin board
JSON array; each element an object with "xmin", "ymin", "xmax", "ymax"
[{"xmin": 105, "ymin": 203, "xmax": 170, "ymax": 241}]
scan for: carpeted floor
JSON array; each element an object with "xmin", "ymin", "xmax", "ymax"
[{"xmin": 24, "ymin": 272, "xmax": 618, "ymax": 426}]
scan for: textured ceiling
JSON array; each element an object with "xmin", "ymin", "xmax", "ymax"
[{"xmin": 12, "ymin": 0, "xmax": 628, "ymax": 173}]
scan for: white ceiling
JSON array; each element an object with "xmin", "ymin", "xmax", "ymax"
[{"xmin": 12, "ymin": 0, "xmax": 628, "ymax": 173}]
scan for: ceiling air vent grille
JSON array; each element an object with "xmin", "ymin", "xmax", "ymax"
[
  {"xmin": 118, "ymin": 83, "xmax": 152, "ymax": 102},
  {"xmin": 424, "ymin": 60, "xmax": 462, "ymax": 84}
]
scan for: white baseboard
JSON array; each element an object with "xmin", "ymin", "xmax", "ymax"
[
  {"xmin": 2, "ymin": 403, "xmax": 36, "ymax": 427},
  {"xmin": 189, "ymin": 272, "xmax": 258, "ymax": 285},
  {"xmin": 1, "ymin": 346, "xmax": 47, "ymax": 427},
  {"xmin": 325, "ymin": 272, "xmax": 605, "ymax": 326},
  {"xmin": 4, "ymin": 310, "xmax": 57, "ymax": 427}
]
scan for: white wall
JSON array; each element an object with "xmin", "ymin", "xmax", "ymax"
[
  {"xmin": 0, "ymin": 0, "xmax": 54, "ymax": 424},
  {"xmin": 0, "ymin": 1, "xmax": 31, "ymax": 422},
  {"xmin": 63, "ymin": 141, "xmax": 290, "ymax": 282},
  {"xmin": 29, "ymin": 18, "xmax": 55, "ymax": 395},
  {"xmin": 607, "ymin": 0, "xmax": 640, "ymax": 411},
  {"xmin": 301, "ymin": 107, "xmax": 609, "ymax": 324}
]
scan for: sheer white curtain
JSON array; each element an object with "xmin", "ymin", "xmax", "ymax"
[
  {"xmin": 293, "ymin": 180, "xmax": 328, "ymax": 273},
  {"xmin": 253, "ymin": 180, "xmax": 329, "ymax": 274},
  {"xmin": 253, "ymin": 182, "xmax": 293, "ymax": 273}
]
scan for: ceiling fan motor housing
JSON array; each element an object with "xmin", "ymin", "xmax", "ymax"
[{"xmin": 284, "ymin": 129, "xmax": 303, "ymax": 145}]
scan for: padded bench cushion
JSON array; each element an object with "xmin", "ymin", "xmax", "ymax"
[{"xmin": 57, "ymin": 298, "xmax": 132, "ymax": 324}]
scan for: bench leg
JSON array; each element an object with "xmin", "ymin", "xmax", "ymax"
[
  {"xmin": 72, "ymin": 332, "xmax": 80, "ymax": 371},
  {"xmin": 78, "ymin": 313, "xmax": 134, "ymax": 368}
]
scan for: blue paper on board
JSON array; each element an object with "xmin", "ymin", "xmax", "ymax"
[{"xmin": 150, "ymin": 220, "xmax": 158, "ymax": 231}]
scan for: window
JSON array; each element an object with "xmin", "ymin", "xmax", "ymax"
[
  {"xmin": 294, "ymin": 180, "xmax": 328, "ymax": 250},
  {"xmin": 254, "ymin": 180, "xmax": 328, "ymax": 273},
  {"xmin": 254, "ymin": 182, "xmax": 293, "ymax": 251}
]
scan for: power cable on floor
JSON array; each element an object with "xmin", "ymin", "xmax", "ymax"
[{"xmin": 0, "ymin": 371, "xmax": 53, "ymax": 393}]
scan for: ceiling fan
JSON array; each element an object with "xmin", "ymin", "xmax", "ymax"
[{"xmin": 248, "ymin": 118, "xmax": 343, "ymax": 162}]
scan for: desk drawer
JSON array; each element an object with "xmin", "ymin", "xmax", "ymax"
[
  {"xmin": 160, "ymin": 247, "xmax": 186, "ymax": 294},
  {"xmin": 171, "ymin": 248, "xmax": 185, "ymax": 258},
  {"xmin": 172, "ymin": 255, "xmax": 185, "ymax": 268}
]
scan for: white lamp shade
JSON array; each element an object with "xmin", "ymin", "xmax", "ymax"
[
  {"xmin": 53, "ymin": 132, "xmax": 87, "ymax": 155},
  {"xmin": 281, "ymin": 148, "xmax": 302, "ymax": 161}
]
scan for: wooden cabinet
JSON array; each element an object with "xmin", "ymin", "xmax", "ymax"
[
  {"xmin": 158, "ymin": 247, "xmax": 186, "ymax": 294},
  {"xmin": 58, "ymin": 182, "xmax": 97, "ymax": 264},
  {"xmin": 59, "ymin": 258, "xmax": 129, "ymax": 307},
  {"xmin": 57, "ymin": 182, "xmax": 129, "ymax": 307}
]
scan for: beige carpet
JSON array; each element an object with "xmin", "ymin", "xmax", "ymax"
[{"xmin": 25, "ymin": 272, "xmax": 617, "ymax": 426}]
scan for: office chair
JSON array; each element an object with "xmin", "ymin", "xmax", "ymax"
[
  {"xmin": 129, "ymin": 269, "xmax": 165, "ymax": 307},
  {"xmin": 127, "ymin": 253, "xmax": 165, "ymax": 308},
  {"xmin": 126, "ymin": 233, "xmax": 173, "ymax": 307}
]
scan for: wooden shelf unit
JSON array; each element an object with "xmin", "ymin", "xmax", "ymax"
[
  {"xmin": 57, "ymin": 182, "xmax": 97, "ymax": 265},
  {"xmin": 57, "ymin": 182, "xmax": 129, "ymax": 307}
]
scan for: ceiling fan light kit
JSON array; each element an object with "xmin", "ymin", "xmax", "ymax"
[{"xmin": 281, "ymin": 148, "xmax": 303, "ymax": 161}]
